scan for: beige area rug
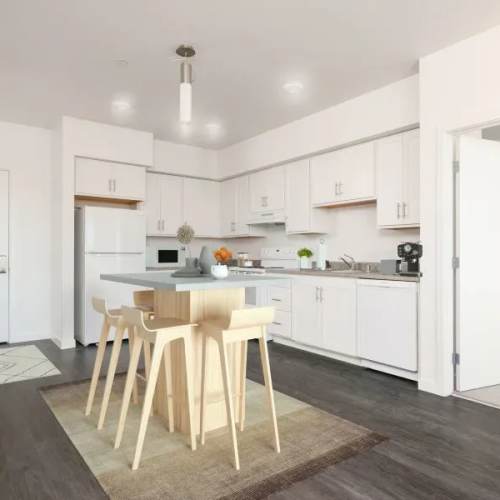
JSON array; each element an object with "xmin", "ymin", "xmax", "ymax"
[{"xmin": 41, "ymin": 376, "xmax": 385, "ymax": 500}]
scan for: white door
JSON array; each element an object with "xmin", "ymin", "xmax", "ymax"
[
  {"xmin": 112, "ymin": 163, "xmax": 145, "ymax": 201},
  {"xmin": 337, "ymin": 142, "xmax": 375, "ymax": 202},
  {"xmin": 357, "ymin": 280, "xmax": 417, "ymax": 371},
  {"xmin": 161, "ymin": 175, "xmax": 183, "ymax": 235},
  {"xmin": 291, "ymin": 279, "xmax": 322, "ymax": 347},
  {"xmin": 457, "ymin": 136, "xmax": 500, "ymax": 390},
  {"xmin": 402, "ymin": 129, "xmax": 420, "ymax": 225},
  {"xmin": 310, "ymin": 151, "xmax": 339, "ymax": 205},
  {"xmin": 75, "ymin": 158, "xmax": 113, "ymax": 197},
  {"xmin": 221, "ymin": 178, "xmax": 237, "ymax": 236},
  {"xmin": 321, "ymin": 279, "xmax": 357, "ymax": 356},
  {"xmin": 376, "ymin": 134, "xmax": 404, "ymax": 226},
  {"xmin": 0, "ymin": 171, "xmax": 8, "ymax": 342},
  {"xmin": 249, "ymin": 167, "xmax": 285, "ymax": 213},
  {"xmin": 145, "ymin": 173, "xmax": 163, "ymax": 236},
  {"xmin": 286, "ymin": 160, "xmax": 311, "ymax": 233},
  {"xmin": 235, "ymin": 176, "xmax": 251, "ymax": 234}
]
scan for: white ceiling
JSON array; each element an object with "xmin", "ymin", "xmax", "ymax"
[{"xmin": 2, "ymin": 1, "xmax": 500, "ymax": 149}]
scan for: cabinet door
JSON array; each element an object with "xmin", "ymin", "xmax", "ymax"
[
  {"xmin": 75, "ymin": 158, "xmax": 113, "ymax": 197},
  {"xmin": 310, "ymin": 151, "xmax": 340, "ymax": 205},
  {"xmin": 357, "ymin": 281, "xmax": 417, "ymax": 371},
  {"xmin": 184, "ymin": 178, "xmax": 220, "ymax": 237},
  {"xmin": 291, "ymin": 279, "xmax": 322, "ymax": 347},
  {"xmin": 321, "ymin": 279, "xmax": 357, "ymax": 356},
  {"xmin": 285, "ymin": 160, "xmax": 311, "ymax": 232},
  {"xmin": 338, "ymin": 142, "xmax": 375, "ymax": 202},
  {"xmin": 161, "ymin": 175, "xmax": 183, "ymax": 236},
  {"xmin": 402, "ymin": 129, "xmax": 420, "ymax": 226},
  {"xmin": 235, "ymin": 175, "xmax": 251, "ymax": 233},
  {"xmin": 250, "ymin": 166, "xmax": 285, "ymax": 212},
  {"xmin": 145, "ymin": 173, "xmax": 162, "ymax": 235},
  {"xmin": 221, "ymin": 178, "xmax": 237, "ymax": 236},
  {"xmin": 112, "ymin": 163, "xmax": 145, "ymax": 200},
  {"xmin": 375, "ymin": 134, "xmax": 404, "ymax": 226}
]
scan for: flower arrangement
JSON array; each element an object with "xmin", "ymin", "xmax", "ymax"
[
  {"xmin": 213, "ymin": 246, "xmax": 232, "ymax": 264},
  {"xmin": 176, "ymin": 222, "xmax": 195, "ymax": 256}
]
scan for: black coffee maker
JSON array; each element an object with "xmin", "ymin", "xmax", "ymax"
[{"xmin": 397, "ymin": 242, "xmax": 422, "ymax": 276}]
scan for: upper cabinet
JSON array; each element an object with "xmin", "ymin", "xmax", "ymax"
[
  {"xmin": 183, "ymin": 178, "xmax": 221, "ymax": 238},
  {"xmin": 249, "ymin": 166, "xmax": 286, "ymax": 223},
  {"xmin": 285, "ymin": 159, "xmax": 329, "ymax": 234},
  {"xmin": 145, "ymin": 173, "xmax": 183, "ymax": 236},
  {"xmin": 310, "ymin": 142, "xmax": 375, "ymax": 207},
  {"xmin": 75, "ymin": 158, "xmax": 145, "ymax": 201},
  {"xmin": 221, "ymin": 176, "xmax": 264, "ymax": 238},
  {"xmin": 376, "ymin": 129, "xmax": 420, "ymax": 228}
]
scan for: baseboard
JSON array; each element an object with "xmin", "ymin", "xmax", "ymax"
[{"xmin": 51, "ymin": 336, "xmax": 76, "ymax": 350}]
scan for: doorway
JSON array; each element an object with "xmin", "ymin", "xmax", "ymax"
[
  {"xmin": 454, "ymin": 125, "xmax": 500, "ymax": 408},
  {"xmin": 0, "ymin": 170, "xmax": 9, "ymax": 343}
]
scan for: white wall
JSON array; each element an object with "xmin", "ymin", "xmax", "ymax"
[
  {"xmin": 0, "ymin": 121, "xmax": 53, "ymax": 342},
  {"xmin": 153, "ymin": 140, "xmax": 218, "ymax": 179},
  {"xmin": 218, "ymin": 75, "xmax": 419, "ymax": 176},
  {"xmin": 224, "ymin": 204, "xmax": 419, "ymax": 262},
  {"xmin": 419, "ymin": 23, "xmax": 500, "ymax": 396}
]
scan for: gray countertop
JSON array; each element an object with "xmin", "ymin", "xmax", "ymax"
[
  {"xmin": 101, "ymin": 271, "xmax": 288, "ymax": 291},
  {"xmin": 267, "ymin": 269, "xmax": 420, "ymax": 282}
]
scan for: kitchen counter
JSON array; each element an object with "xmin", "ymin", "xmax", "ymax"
[
  {"xmin": 101, "ymin": 271, "xmax": 287, "ymax": 291},
  {"xmin": 267, "ymin": 268, "xmax": 420, "ymax": 282}
]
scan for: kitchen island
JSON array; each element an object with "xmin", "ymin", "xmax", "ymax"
[{"xmin": 101, "ymin": 271, "xmax": 286, "ymax": 434}]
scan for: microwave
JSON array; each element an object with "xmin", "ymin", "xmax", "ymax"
[{"xmin": 146, "ymin": 247, "xmax": 185, "ymax": 268}]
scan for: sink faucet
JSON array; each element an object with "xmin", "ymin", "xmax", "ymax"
[{"xmin": 339, "ymin": 254, "xmax": 356, "ymax": 269}]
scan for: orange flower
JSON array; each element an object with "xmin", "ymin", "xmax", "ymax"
[{"xmin": 214, "ymin": 247, "xmax": 233, "ymax": 263}]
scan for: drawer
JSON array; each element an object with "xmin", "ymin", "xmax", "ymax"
[
  {"xmin": 268, "ymin": 286, "xmax": 291, "ymax": 311},
  {"xmin": 267, "ymin": 310, "xmax": 291, "ymax": 338}
]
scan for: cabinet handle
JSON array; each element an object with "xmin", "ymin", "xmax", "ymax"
[
  {"xmin": 271, "ymin": 298, "xmax": 282, "ymax": 302},
  {"xmin": 320, "ymin": 287, "xmax": 324, "ymax": 302},
  {"xmin": 338, "ymin": 182, "xmax": 343, "ymax": 195},
  {"xmin": 272, "ymin": 321, "xmax": 282, "ymax": 326},
  {"xmin": 334, "ymin": 182, "xmax": 338, "ymax": 195},
  {"xmin": 157, "ymin": 220, "xmax": 161, "ymax": 231},
  {"xmin": 315, "ymin": 286, "xmax": 319, "ymax": 302},
  {"xmin": 112, "ymin": 179, "xmax": 116, "ymax": 192},
  {"xmin": 397, "ymin": 202, "xmax": 401, "ymax": 219},
  {"xmin": 402, "ymin": 202, "xmax": 407, "ymax": 218},
  {"xmin": 161, "ymin": 220, "xmax": 165, "ymax": 231},
  {"xmin": 231, "ymin": 221, "xmax": 235, "ymax": 232},
  {"xmin": 108, "ymin": 179, "xmax": 112, "ymax": 192},
  {"xmin": 261, "ymin": 212, "xmax": 274, "ymax": 217}
]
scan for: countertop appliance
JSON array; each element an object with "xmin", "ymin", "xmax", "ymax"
[
  {"xmin": 75, "ymin": 206, "xmax": 146, "ymax": 346},
  {"xmin": 146, "ymin": 245, "xmax": 185, "ymax": 269},
  {"xmin": 397, "ymin": 242, "xmax": 422, "ymax": 276}
]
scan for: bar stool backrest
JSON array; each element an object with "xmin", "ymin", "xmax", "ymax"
[
  {"xmin": 228, "ymin": 307, "xmax": 275, "ymax": 330},
  {"xmin": 121, "ymin": 305, "xmax": 147, "ymax": 332},
  {"xmin": 92, "ymin": 297, "xmax": 108, "ymax": 316}
]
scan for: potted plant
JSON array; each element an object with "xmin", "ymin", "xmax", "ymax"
[
  {"xmin": 297, "ymin": 247, "xmax": 313, "ymax": 269},
  {"xmin": 212, "ymin": 246, "xmax": 233, "ymax": 279}
]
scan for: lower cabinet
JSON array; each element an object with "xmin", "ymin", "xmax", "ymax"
[{"xmin": 291, "ymin": 280, "xmax": 322, "ymax": 346}]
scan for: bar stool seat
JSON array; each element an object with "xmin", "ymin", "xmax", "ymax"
[
  {"xmin": 114, "ymin": 307, "xmax": 198, "ymax": 471},
  {"xmin": 199, "ymin": 306, "xmax": 280, "ymax": 471}
]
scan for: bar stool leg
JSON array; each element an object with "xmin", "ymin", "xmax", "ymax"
[
  {"xmin": 238, "ymin": 340, "xmax": 248, "ymax": 432},
  {"xmin": 182, "ymin": 334, "xmax": 197, "ymax": 451},
  {"xmin": 132, "ymin": 339, "xmax": 165, "ymax": 470},
  {"xmin": 128, "ymin": 326, "xmax": 139, "ymax": 405},
  {"xmin": 98, "ymin": 324, "xmax": 125, "ymax": 430},
  {"xmin": 143, "ymin": 342, "xmax": 154, "ymax": 416},
  {"xmin": 199, "ymin": 334, "xmax": 209, "ymax": 445},
  {"xmin": 85, "ymin": 319, "xmax": 110, "ymax": 416},
  {"xmin": 163, "ymin": 343, "xmax": 175, "ymax": 432},
  {"xmin": 218, "ymin": 338, "xmax": 240, "ymax": 470},
  {"xmin": 115, "ymin": 337, "xmax": 143, "ymax": 449},
  {"xmin": 258, "ymin": 333, "xmax": 280, "ymax": 453}
]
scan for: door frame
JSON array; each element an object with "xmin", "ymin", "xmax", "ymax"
[{"xmin": 0, "ymin": 169, "xmax": 10, "ymax": 343}]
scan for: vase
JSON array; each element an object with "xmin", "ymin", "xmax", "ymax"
[
  {"xmin": 300, "ymin": 256, "xmax": 312, "ymax": 269},
  {"xmin": 199, "ymin": 246, "xmax": 216, "ymax": 275},
  {"xmin": 211, "ymin": 264, "xmax": 228, "ymax": 279}
]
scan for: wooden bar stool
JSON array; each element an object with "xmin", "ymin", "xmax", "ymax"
[
  {"xmin": 84, "ymin": 291, "xmax": 154, "ymax": 430},
  {"xmin": 199, "ymin": 307, "xmax": 280, "ymax": 471},
  {"xmin": 114, "ymin": 306, "xmax": 197, "ymax": 471}
]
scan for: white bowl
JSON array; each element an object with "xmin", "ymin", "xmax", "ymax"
[{"xmin": 211, "ymin": 264, "xmax": 229, "ymax": 279}]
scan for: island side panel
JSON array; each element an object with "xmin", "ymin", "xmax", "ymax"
[{"xmin": 153, "ymin": 288, "xmax": 245, "ymax": 434}]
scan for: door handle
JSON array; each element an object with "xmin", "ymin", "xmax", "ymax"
[
  {"xmin": 402, "ymin": 202, "xmax": 407, "ymax": 218},
  {"xmin": 397, "ymin": 202, "xmax": 401, "ymax": 219}
]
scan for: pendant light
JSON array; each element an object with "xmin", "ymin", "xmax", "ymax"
[{"xmin": 176, "ymin": 45, "xmax": 196, "ymax": 123}]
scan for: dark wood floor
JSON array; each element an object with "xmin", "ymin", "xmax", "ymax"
[{"xmin": 1, "ymin": 339, "xmax": 499, "ymax": 499}]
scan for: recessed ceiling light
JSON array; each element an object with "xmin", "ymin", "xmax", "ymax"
[
  {"xmin": 283, "ymin": 81, "xmax": 304, "ymax": 94},
  {"xmin": 111, "ymin": 99, "xmax": 132, "ymax": 112},
  {"xmin": 206, "ymin": 122, "xmax": 222, "ymax": 133}
]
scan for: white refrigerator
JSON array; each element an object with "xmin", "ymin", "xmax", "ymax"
[{"xmin": 75, "ymin": 206, "xmax": 146, "ymax": 346}]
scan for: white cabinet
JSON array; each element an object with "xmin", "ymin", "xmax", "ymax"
[
  {"xmin": 321, "ymin": 278, "xmax": 357, "ymax": 356},
  {"xmin": 266, "ymin": 280, "xmax": 292, "ymax": 339},
  {"xmin": 249, "ymin": 166, "xmax": 286, "ymax": 222},
  {"xmin": 376, "ymin": 129, "xmax": 420, "ymax": 227},
  {"xmin": 310, "ymin": 142, "xmax": 376, "ymax": 207},
  {"xmin": 357, "ymin": 280, "xmax": 418, "ymax": 372},
  {"xmin": 221, "ymin": 176, "xmax": 264, "ymax": 238},
  {"xmin": 285, "ymin": 159, "xmax": 329, "ymax": 234},
  {"xmin": 145, "ymin": 173, "xmax": 183, "ymax": 236},
  {"xmin": 75, "ymin": 158, "xmax": 145, "ymax": 201},
  {"xmin": 183, "ymin": 178, "xmax": 221, "ymax": 237},
  {"xmin": 291, "ymin": 279, "xmax": 322, "ymax": 346}
]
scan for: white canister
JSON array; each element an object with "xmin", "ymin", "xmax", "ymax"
[{"xmin": 211, "ymin": 264, "xmax": 229, "ymax": 279}]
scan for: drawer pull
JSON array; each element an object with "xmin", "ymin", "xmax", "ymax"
[
  {"xmin": 272, "ymin": 321, "xmax": 282, "ymax": 326},
  {"xmin": 271, "ymin": 298, "xmax": 282, "ymax": 302},
  {"xmin": 261, "ymin": 212, "xmax": 274, "ymax": 217}
]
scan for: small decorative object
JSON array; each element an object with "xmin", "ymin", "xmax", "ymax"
[
  {"xmin": 211, "ymin": 264, "xmax": 229, "ymax": 279},
  {"xmin": 297, "ymin": 247, "xmax": 313, "ymax": 270},
  {"xmin": 210, "ymin": 246, "xmax": 232, "ymax": 279},
  {"xmin": 172, "ymin": 223, "xmax": 202, "ymax": 277},
  {"xmin": 199, "ymin": 245, "xmax": 216, "ymax": 275}
]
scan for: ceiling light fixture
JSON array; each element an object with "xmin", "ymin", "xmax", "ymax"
[
  {"xmin": 206, "ymin": 122, "xmax": 221, "ymax": 134},
  {"xmin": 111, "ymin": 99, "xmax": 132, "ymax": 112},
  {"xmin": 176, "ymin": 45, "xmax": 196, "ymax": 123},
  {"xmin": 283, "ymin": 81, "xmax": 304, "ymax": 94}
]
